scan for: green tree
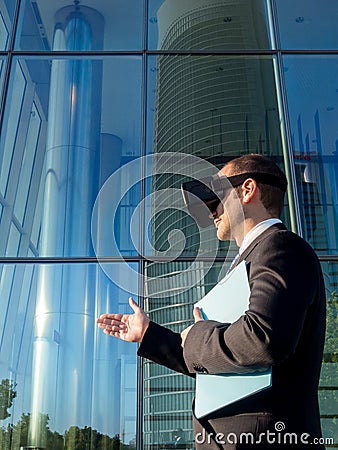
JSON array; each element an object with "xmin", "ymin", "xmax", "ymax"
[
  {"xmin": 11, "ymin": 412, "xmax": 30, "ymax": 450},
  {"xmin": 65, "ymin": 425, "xmax": 83, "ymax": 450},
  {"xmin": 320, "ymin": 291, "xmax": 338, "ymax": 443},
  {"xmin": 46, "ymin": 429, "xmax": 64, "ymax": 450},
  {"xmin": 0, "ymin": 379, "xmax": 17, "ymax": 420},
  {"xmin": 10, "ymin": 412, "xmax": 63, "ymax": 450},
  {"xmin": 323, "ymin": 291, "xmax": 338, "ymax": 363},
  {"xmin": 0, "ymin": 423, "xmax": 12, "ymax": 450}
]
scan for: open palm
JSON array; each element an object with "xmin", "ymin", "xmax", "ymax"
[{"xmin": 97, "ymin": 297, "xmax": 150, "ymax": 343}]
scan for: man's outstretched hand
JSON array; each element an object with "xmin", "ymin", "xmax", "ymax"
[{"xmin": 96, "ymin": 297, "xmax": 150, "ymax": 342}]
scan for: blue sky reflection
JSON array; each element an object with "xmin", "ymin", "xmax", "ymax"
[{"xmin": 0, "ymin": 262, "xmax": 137, "ymax": 445}]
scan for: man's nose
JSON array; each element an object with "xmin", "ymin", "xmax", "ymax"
[{"xmin": 209, "ymin": 209, "xmax": 218, "ymax": 219}]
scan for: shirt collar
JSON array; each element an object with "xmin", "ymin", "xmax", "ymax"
[{"xmin": 239, "ymin": 218, "xmax": 282, "ymax": 255}]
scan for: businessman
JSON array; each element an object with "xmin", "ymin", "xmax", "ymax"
[{"xmin": 97, "ymin": 154, "xmax": 326, "ymax": 449}]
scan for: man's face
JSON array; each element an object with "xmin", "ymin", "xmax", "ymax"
[
  {"xmin": 212, "ymin": 164, "xmax": 243, "ymax": 242},
  {"xmin": 213, "ymin": 199, "xmax": 231, "ymax": 241}
]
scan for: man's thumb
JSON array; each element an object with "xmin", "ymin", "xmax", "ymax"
[
  {"xmin": 129, "ymin": 297, "xmax": 139, "ymax": 312},
  {"xmin": 193, "ymin": 306, "xmax": 203, "ymax": 322}
]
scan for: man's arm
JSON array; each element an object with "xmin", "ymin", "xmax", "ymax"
[
  {"xmin": 138, "ymin": 321, "xmax": 194, "ymax": 376},
  {"xmin": 182, "ymin": 231, "xmax": 323, "ymax": 374},
  {"xmin": 97, "ymin": 297, "xmax": 195, "ymax": 376},
  {"xmin": 138, "ymin": 306, "xmax": 203, "ymax": 375}
]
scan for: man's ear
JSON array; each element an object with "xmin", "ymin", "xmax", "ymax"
[{"xmin": 241, "ymin": 178, "xmax": 257, "ymax": 204}]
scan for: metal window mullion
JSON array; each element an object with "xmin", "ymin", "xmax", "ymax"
[
  {"xmin": 20, "ymin": 91, "xmax": 47, "ymax": 255},
  {"xmin": 137, "ymin": 259, "xmax": 146, "ymax": 450},
  {"xmin": 0, "ymin": 0, "xmax": 22, "ymax": 133},
  {"xmin": 276, "ymin": 61, "xmax": 303, "ymax": 236},
  {"xmin": 269, "ymin": 0, "xmax": 302, "ymax": 235},
  {"xmin": 136, "ymin": 0, "xmax": 148, "ymax": 438},
  {"xmin": 136, "ymin": 14, "xmax": 148, "ymax": 450}
]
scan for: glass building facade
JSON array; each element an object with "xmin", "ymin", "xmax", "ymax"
[{"xmin": 0, "ymin": 0, "xmax": 337, "ymax": 449}]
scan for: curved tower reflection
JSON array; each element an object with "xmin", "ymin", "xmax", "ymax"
[
  {"xmin": 29, "ymin": 5, "xmax": 103, "ymax": 447},
  {"xmin": 145, "ymin": 0, "xmax": 283, "ymax": 448}
]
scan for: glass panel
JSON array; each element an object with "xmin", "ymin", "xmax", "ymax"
[
  {"xmin": 6, "ymin": 223, "xmax": 20, "ymax": 255},
  {"xmin": 0, "ymin": 61, "xmax": 26, "ymax": 197},
  {"xmin": 16, "ymin": 0, "xmax": 144, "ymax": 51},
  {"xmin": 14, "ymin": 102, "xmax": 41, "ymax": 225},
  {"xmin": 146, "ymin": 54, "xmax": 290, "ymax": 257},
  {"xmin": 319, "ymin": 261, "xmax": 338, "ymax": 445},
  {"xmin": 148, "ymin": 0, "xmax": 274, "ymax": 50},
  {"xmin": 0, "ymin": 262, "xmax": 138, "ymax": 449},
  {"xmin": 0, "ymin": 57, "xmax": 6, "ymax": 96},
  {"xmin": 143, "ymin": 259, "xmax": 338, "ymax": 450},
  {"xmin": 143, "ymin": 260, "xmax": 226, "ymax": 450},
  {"xmin": 0, "ymin": 0, "xmax": 16, "ymax": 50},
  {"xmin": 283, "ymin": 56, "xmax": 338, "ymax": 254},
  {"xmin": 275, "ymin": 0, "xmax": 338, "ymax": 50},
  {"xmin": 0, "ymin": 56, "xmax": 142, "ymax": 257}
]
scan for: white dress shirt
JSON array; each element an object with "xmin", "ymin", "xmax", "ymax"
[{"xmin": 239, "ymin": 218, "xmax": 282, "ymax": 256}]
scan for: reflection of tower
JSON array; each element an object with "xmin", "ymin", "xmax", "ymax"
[
  {"xmin": 29, "ymin": 5, "xmax": 103, "ymax": 447},
  {"xmin": 154, "ymin": 0, "xmax": 278, "ymax": 158},
  {"xmin": 144, "ymin": 1, "xmax": 283, "ymax": 448},
  {"xmin": 293, "ymin": 113, "xmax": 338, "ymax": 253}
]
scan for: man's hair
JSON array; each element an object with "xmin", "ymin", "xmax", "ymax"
[{"xmin": 225, "ymin": 154, "xmax": 287, "ymax": 217}]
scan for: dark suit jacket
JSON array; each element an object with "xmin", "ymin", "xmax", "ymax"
[{"xmin": 138, "ymin": 224, "xmax": 326, "ymax": 449}]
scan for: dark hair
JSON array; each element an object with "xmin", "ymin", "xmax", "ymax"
[{"xmin": 225, "ymin": 154, "xmax": 287, "ymax": 217}]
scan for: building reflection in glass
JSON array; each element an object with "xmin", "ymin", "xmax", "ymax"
[
  {"xmin": 144, "ymin": 0, "xmax": 286, "ymax": 447},
  {"xmin": 0, "ymin": 262, "xmax": 137, "ymax": 448},
  {"xmin": 29, "ymin": 6, "xmax": 102, "ymax": 447}
]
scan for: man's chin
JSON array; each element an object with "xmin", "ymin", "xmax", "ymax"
[
  {"xmin": 217, "ymin": 228, "xmax": 235, "ymax": 242},
  {"xmin": 216, "ymin": 229, "xmax": 228, "ymax": 241}
]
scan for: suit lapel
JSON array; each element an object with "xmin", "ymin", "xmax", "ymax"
[{"xmin": 234, "ymin": 223, "xmax": 287, "ymax": 269}]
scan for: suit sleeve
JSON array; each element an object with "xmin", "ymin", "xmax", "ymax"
[
  {"xmin": 137, "ymin": 321, "xmax": 194, "ymax": 377},
  {"xmin": 183, "ymin": 231, "xmax": 322, "ymax": 374}
]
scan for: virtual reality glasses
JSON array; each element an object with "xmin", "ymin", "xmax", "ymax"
[{"xmin": 181, "ymin": 172, "xmax": 287, "ymax": 228}]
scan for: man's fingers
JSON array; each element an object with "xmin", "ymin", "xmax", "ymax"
[
  {"xmin": 181, "ymin": 324, "xmax": 193, "ymax": 348},
  {"xmin": 98, "ymin": 317, "xmax": 125, "ymax": 326},
  {"xmin": 98, "ymin": 322, "xmax": 127, "ymax": 331},
  {"xmin": 104, "ymin": 329, "xmax": 129, "ymax": 341},
  {"xmin": 97, "ymin": 317, "xmax": 128, "ymax": 332},
  {"xmin": 97, "ymin": 313, "xmax": 123, "ymax": 322},
  {"xmin": 104, "ymin": 329, "xmax": 124, "ymax": 336},
  {"xmin": 103, "ymin": 323, "xmax": 127, "ymax": 332}
]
